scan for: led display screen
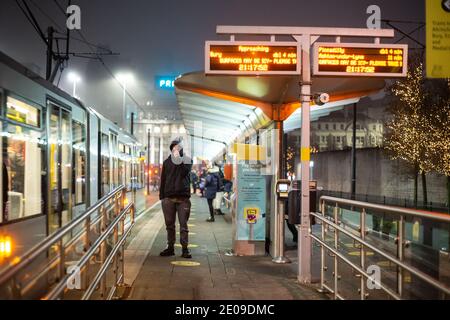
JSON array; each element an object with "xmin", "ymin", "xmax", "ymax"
[
  {"xmin": 205, "ymin": 41, "xmax": 300, "ymax": 75},
  {"xmin": 313, "ymin": 43, "xmax": 408, "ymax": 77}
]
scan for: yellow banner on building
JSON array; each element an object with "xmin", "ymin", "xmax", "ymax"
[{"xmin": 426, "ymin": 0, "xmax": 450, "ymax": 78}]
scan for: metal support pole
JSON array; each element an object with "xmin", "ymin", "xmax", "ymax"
[
  {"xmin": 318, "ymin": 199, "xmax": 327, "ymax": 293},
  {"xmin": 130, "ymin": 112, "xmax": 134, "ymax": 135},
  {"xmin": 59, "ymin": 238, "xmax": 65, "ymax": 282},
  {"xmin": 298, "ymin": 34, "xmax": 312, "ymax": 283},
  {"xmin": 122, "ymin": 85, "xmax": 126, "ymax": 130},
  {"xmin": 100, "ymin": 206, "xmax": 107, "ymax": 297},
  {"xmin": 333, "ymin": 203, "xmax": 339, "ymax": 299},
  {"xmin": 351, "ymin": 102, "xmax": 357, "ymax": 199},
  {"xmin": 147, "ymin": 129, "xmax": 151, "ymax": 194},
  {"xmin": 272, "ymin": 120, "xmax": 290, "ymax": 264},
  {"xmin": 272, "ymin": 200, "xmax": 291, "ymax": 263},
  {"xmin": 360, "ymin": 208, "xmax": 366, "ymax": 299},
  {"xmin": 397, "ymin": 215, "xmax": 405, "ymax": 298},
  {"xmin": 46, "ymin": 27, "xmax": 54, "ymax": 81}
]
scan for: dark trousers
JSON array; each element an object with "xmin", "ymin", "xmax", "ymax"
[
  {"xmin": 207, "ymin": 198, "xmax": 214, "ymax": 217},
  {"xmin": 161, "ymin": 198, "xmax": 191, "ymax": 247}
]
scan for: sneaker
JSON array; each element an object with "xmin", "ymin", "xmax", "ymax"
[
  {"xmin": 181, "ymin": 248, "xmax": 192, "ymax": 259},
  {"xmin": 159, "ymin": 246, "xmax": 175, "ymax": 256},
  {"xmin": 206, "ymin": 216, "xmax": 215, "ymax": 222}
]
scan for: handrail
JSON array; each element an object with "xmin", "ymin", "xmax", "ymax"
[
  {"xmin": 0, "ymin": 186, "xmax": 125, "ymax": 286},
  {"xmin": 0, "ymin": 185, "xmax": 135, "ymax": 300},
  {"xmin": 311, "ymin": 212, "xmax": 450, "ymax": 297},
  {"xmin": 311, "ymin": 196, "xmax": 450, "ymax": 300},
  {"xmin": 320, "ymin": 196, "xmax": 450, "ymax": 223},
  {"xmin": 43, "ymin": 203, "xmax": 134, "ymax": 300}
]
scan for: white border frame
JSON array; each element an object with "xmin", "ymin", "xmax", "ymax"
[
  {"xmin": 312, "ymin": 42, "xmax": 408, "ymax": 77},
  {"xmin": 205, "ymin": 41, "xmax": 301, "ymax": 75}
]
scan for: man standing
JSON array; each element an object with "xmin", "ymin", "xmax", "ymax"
[{"xmin": 159, "ymin": 138, "xmax": 193, "ymax": 258}]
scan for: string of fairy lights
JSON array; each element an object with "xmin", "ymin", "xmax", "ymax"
[{"xmin": 384, "ymin": 60, "xmax": 450, "ymax": 178}]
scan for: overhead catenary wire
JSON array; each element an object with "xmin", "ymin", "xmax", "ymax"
[
  {"xmin": 50, "ymin": 0, "xmax": 145, "ymax": 112},
  {"xmin": 30, "ymin": 0, "xmax": 114, "ymax": 54}
]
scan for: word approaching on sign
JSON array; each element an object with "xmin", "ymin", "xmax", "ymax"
[
  {"xmin": 313, "ymin": 43, "xmax": 408, "ymax": 77},
  {"xmin": 205, "ymin": 41, "xmax": 300, "ymax": 75}
]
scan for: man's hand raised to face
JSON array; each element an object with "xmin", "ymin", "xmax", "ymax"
[
  {"xmin": 170, "ymin": 144, "xmax": 183, "ymax": 165},
  {"xmin": 172, "ymin": 144, "xmax": 181, "ymax": 157}
]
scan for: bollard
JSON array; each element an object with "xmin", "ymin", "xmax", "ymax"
[{"xmin": 272, "ymin": 199, "xmax": 291, "ymax": 264}]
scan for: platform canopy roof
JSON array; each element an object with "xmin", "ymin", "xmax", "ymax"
[{"xmin": 175, "ymin": 71, "xmax": 385, "ymax": 160}]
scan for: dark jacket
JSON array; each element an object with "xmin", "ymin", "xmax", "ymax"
[
  {"xmin": 159, "ymin": 155, "xmax": 192, "ymax": 200},
  {"xmin": 204, "ymin": 167, "xmax": 221, "ymax": 200}
]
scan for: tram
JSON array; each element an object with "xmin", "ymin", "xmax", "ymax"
[{"xmin": 0, "ymin": 51, "xmax": 143, "ymax": 266}]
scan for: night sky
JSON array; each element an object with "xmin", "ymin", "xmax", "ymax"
[{"xmin": 0, "ymin": 0, "xmax": 425, "ymax": 122}]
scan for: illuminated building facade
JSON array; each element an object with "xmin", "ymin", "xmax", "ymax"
[
  {"xmin": 311, "ymin": 111, "xmax": 384, "ymax": 152},
  {"xmin": 134, "ymin": 108, "xmax": 186, "ymax": 165}
]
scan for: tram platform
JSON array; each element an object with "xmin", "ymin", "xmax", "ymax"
[{"xmin": 122, "ymin": 195, "xmax": 327, "ymax": 300}]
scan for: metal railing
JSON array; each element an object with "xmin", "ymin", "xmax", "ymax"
[
  {"xmin": 317, "ymin": 190, "xmax": 449, "ymax": 214},
  {"xmin": 311, "ymin": 196, "xmax": 450, "ymax": 300},
  {"xmin": 0, "ymin": 186, "xmax": 135, "ymax": 300}
]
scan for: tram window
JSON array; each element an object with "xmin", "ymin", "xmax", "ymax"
[
  {"xmin": 72, "ymin": 121, "xmax": 86, "ymax": 205},
  {"xmin": 6, "ymin": 97, "xmax": 40, "ymax": 127},
  {"xmin": 2, "ymin": 124, "xmax": 44, "ymax": 222},
  {"xmin": 100, "ymin": 133, "xmax": 110, "ymax": 197}
]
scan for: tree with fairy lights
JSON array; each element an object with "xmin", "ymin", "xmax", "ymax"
[
  {"xmin": 426, "ymin": 79, "xmax": 450, "ymax": 212},
  {"xmin": 286, "ymin": 145, "xmax": 295, "ymax": 176},
  {"xmin": 385, "ymin": 57, "xmax": 430, "ymax": 207},
  {"xmin": 385, "ymin": 55, "xmax": 450, "ymax": 211}
]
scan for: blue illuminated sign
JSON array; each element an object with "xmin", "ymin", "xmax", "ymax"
[{"xmin": 155, "ymin": 76, "xmax": 176, "ymax": 90}]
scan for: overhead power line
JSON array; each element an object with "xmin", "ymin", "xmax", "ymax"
[{"xmin": 50, "ymin": 0, "xmax": 145, "ymax": 112}]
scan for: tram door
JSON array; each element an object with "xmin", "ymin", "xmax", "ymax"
[{"xmin": 48, "ymin": 102, "xmax": 72, "ymax": 234}]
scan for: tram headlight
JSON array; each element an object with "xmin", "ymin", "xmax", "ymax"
[{"xmin": 0, "ymin": 236, "xmax": 12, "ymax": 258}]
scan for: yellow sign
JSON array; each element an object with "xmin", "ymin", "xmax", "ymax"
[
  {"xmin": 206, "ymin": 41, "xmax": 300, "ymax": 75},
  {"xmin": 244, "ymin": 207, "xmax": 259, "ymax": 224},
  {"xmin": 313, "ymin": 43, "xmax": 408, "ymax": 77},
  {"xmin": 300, "ymin": 147, "xmax": 310, "ymax": 162},
  {"xmin": 426, "ymin": 0, "xmax": 450, "ymax": 78}
]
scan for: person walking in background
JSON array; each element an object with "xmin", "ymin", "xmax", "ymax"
[
  {"xmin": 222, "ymin": 178, "xmax": 233, "ymax": 209},
  {"xmin": 204, "ymin": 163, "xmax": 221, "ymax": 222},
  {"xmin": 213, "ymin": 162, "xmax": 224, "ymax": 215},
  {"xmin": 190, "ymin": 169, "xmax": 198, "ymax": 195},
  {"xmin": 199, "ymin": 169, "xmax": 207, "ymax": 197},
  {"xmin": 159, "ymin": 138, "xmax": 193, "ymax": 259}
]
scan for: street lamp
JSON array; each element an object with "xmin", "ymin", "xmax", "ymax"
[
  {"xmin": 116, "ymin": 72, "xmax": 134, "ymax": 130},
  {"xmin": 68, "ymin": 72, "xmax": 81, "ymax": 98}
]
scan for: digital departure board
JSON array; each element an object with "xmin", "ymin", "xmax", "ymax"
[
  {"xmin": 205, "ymin": 41, "xmax": 300, "ymax": 75},
  {"xmin": 313, "ymin": 43, "xmax": 408, "ymax": 77}
]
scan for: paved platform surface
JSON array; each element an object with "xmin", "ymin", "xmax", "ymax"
[{"xmin": 124, "ymin": 194, "xmax": 327, "ymax": 300}]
